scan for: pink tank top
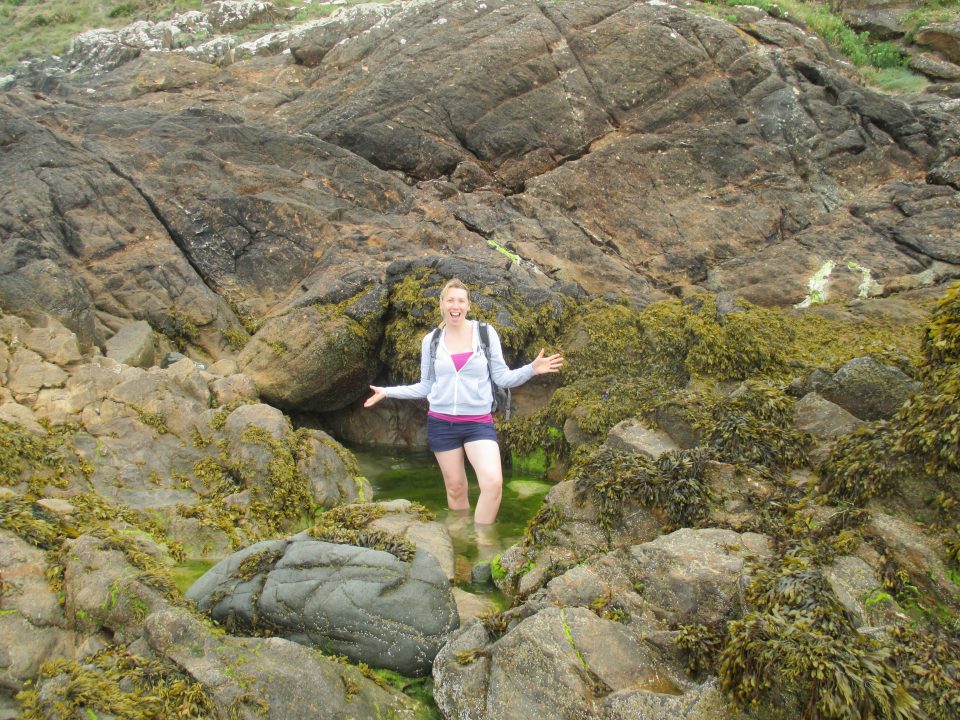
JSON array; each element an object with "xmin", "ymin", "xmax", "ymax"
[
  {"xmin": 427, "ymin": 351, "xmax": 494, "ymax": 423},
  {"xmin": 451, "ymin": 351, "xmax": 472, "ymax": 371}
]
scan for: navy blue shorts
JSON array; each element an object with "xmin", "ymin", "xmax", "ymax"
[{"xmin": 427, "ymin": 416, "xmax": 499, "ymax": 452}]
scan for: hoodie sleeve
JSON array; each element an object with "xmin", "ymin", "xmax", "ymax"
[
  {"xmin": 486, "ymin": 325, "xmax": 536, "ymax": 389},
  {"xmin": 383, "ymin": 332, "xmax": 435, "ymax": 400}
]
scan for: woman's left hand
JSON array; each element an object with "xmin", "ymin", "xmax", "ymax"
[{"xmin": 531, "ymin": 349, "xmax": 564, "ymax": 375}]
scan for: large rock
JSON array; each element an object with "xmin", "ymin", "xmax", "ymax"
[
  {"xmin": 909, "ymin": 52, "xmax": 960, "ymax": 81},
  {"xmin": 794, "ymin": 392, "xmax": 868, "ymax": 439},
  {"xmin": 369, "ymin": 499, "xmax": 456, "ymax": 580},
  {"xmin": 864, "ymin": 512, "xmax": 960, "ymax": 606},
  {"xmin": 237, "ymin": 302, "xmax": 382, "ymax": 411},
  {"xmin": 1, "ymin": 0, "xmax": 957, "ymax": 399},
  {"xmin": 914, "ymin": 22, "xmax": 960, "ymax": 63},
  {"xmin": 838, "ymin": 0, "xmax": 915, "ymax": 39},
  {"xmin": 0, "ymin": 531, "xmax": 75, "ymax": 695},
  {"xmin": 793, "ymin": 391, "xmax": 869, "ymax": 464},
  {"xmin": 822, "ymin": 554, "xmax": 904, "ymax": 628},
  {"xmin": 297, "ymin": 427, "xmax": 372, "ymax": 507},
  {"xmin": 4, "ymin": 311, "xmax": 365, "ymax": 546},
  {"xmin": 186, "ymin": 534, "xmax": 459, "ymax": 675},
  {"xmin": 814, "ymin": 356, "xmax": 920, "ymax": 420},
  {"xmin": 322, "ymin": 401, "xmax": 429, "ymax": 449},
  {"xmin": 0, "ymin": 257, "xmax": 98, "ymax": 351},
  {"xmin": 626, "ymin": 528, "xmax": 771, "ymax": 626},
  {"xmin": 144, "ymin": 607, "xmax": 421, "ymax": 720},
  {"xmin": 434, "ymin": 606, "xmax": 728, "ymax": 720},
  {"xmin": 492, "ymin": 479, "xmax": 614, "ymax": 598},
  {"xmin": 61, "ymin": 532, "xmax": 173, "ymax": 645},
  {"xmin": 105, "ymin": 320, "xmax": 156, "ymax": 368},
  {"xmin": 605, "ymin": 418, "xmax": 681, "ymax": 459},
  {"xmin": 6, "ymin": 348, "xmax": 68, "ymax": 402}
]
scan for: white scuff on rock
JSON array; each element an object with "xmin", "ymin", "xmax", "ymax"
[
  {"xmin": 847, "ymin": 260, "xmax": 881, "ymax": 298},
  {"xmin": 795, "ymin": 260, "xmax": 835, "ymax": 308}
]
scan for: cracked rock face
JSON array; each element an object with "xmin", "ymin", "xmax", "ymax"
[
  {"xmin": 186, "ymin": 534, "xmax": 460, "ymax": 676},
  {"xmin": 1, "ymin": 0, "xmax": 959, "ymax": 414}
]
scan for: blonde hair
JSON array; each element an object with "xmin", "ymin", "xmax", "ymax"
[
  {"xmin": 440, "ymin": 278, "xmax": 470, "ymax": 301},
  {"xmin": 438, "ymin": 278, "xmax": 470, "ymax": 325}
]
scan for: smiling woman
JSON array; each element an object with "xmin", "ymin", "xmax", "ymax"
[{"xmin": 364, "ymin": 278, "xmax": 564, "ymax": 527}]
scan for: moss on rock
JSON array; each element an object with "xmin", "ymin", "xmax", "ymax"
[
  {"xmin": 718, "ymin": 553, "xmax": 921, "ymax": 720},
  {"xmin": 498, "ymin": 292, "xmax": 916, "ymax": 469},
  {"xmin": 571, "ymin": 444, "xmax": 713, "ymax": 538},
  {"xmin": 819, "ymin": 285, "xmax": 960, "ymax": 520}
]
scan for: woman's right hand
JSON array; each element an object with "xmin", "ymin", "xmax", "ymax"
[{"xmin": 364, "ymin": 386, "xmax": 387, "ymax": 408}]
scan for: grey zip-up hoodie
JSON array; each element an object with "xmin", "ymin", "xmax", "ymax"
[{"xmin": 383, "ymin": 321, "xmax": 535, "ymax": 415}]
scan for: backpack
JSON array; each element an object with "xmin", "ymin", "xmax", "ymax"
[{"xmin": 428, "ymin": 322, "xmax": 511, "ymax": 419}]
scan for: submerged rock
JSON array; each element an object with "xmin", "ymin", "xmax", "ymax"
[{"xmin": 186, "ymin": 534, "xmax": 459, "ymax": 675}]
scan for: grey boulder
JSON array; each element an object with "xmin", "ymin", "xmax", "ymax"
[
  {"xmin": 186, "ymin": 534, "xmax": 459, "ymax": 675},
  {"xmin": 144, "ymin": 607, "xmax": 421, "ymax": 720},
  {"xmin": 813, "ymin": 356, "xmax": 920, "ymax": 420},
  {"xmin": 105, "ymin": 320, "xmax": 156, "ymax": 368}
]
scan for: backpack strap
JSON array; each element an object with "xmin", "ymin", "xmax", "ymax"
[
  {"xmin": 478, "ymin": 322, "xmax": 511, "ymax": 419},
  {"xmin": 478, "ymin": 321, "xmax": 490, "ymax": 354},
  {"xmin": 427, "ymin": 328, "xmax": 442, "ymax": 381}
]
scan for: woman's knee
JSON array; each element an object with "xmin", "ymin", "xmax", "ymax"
[
  {"xmin": 476, "ymin": 470, "xmax": 502, "ymax": 496},
  {"xmin": 445, "ymin": 475, "xmax": 469, "ymax": 499}
]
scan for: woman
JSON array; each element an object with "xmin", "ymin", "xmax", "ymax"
[{"xmin": 364, "ymin": 279, "xmax": 564, "ymax": 525}]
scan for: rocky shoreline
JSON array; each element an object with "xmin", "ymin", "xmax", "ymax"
[
  {"xmin": 3, "ymin": 282, "xmax": 959, "ymax": 719},
  {"xmin": 2, "ymin": 0, "xmax": 960, "ymax": 717}
]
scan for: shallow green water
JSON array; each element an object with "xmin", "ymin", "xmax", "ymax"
[
  {"xmin": 172, "ymin": 558, "xmax": 216, "ymax": 595},
  {"xmin": 351, "ymin": 446, "xmax": 553, "ymax": 574}
]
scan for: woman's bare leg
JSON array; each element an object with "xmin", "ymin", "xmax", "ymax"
[
  {"xmin": 464, "ymin": 440, "xmax": 503, "ymax": 525},
  {"xmin": 474, "ymin": 521, "xmax": 502, "ymax": 562},
  {"xmin": 434, "ymin": 448, "xmax": 470, "ymax": 511}
]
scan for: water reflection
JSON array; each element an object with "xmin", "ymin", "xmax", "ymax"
[{"xmin": 350, "ymin": 446, "xmax": 548, "ymax": 570}]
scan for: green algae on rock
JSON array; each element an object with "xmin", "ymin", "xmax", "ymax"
[
  {"xmin": 497, "ymin": 292, "xmax": 921, "ymax": 467},
  {"xmin": 15, "ymin": 648, "xmax": 217, "ymax": 720},
  {"xmin": 307, "ymin": 502, "xmax": 417, "ymax": 562},
  {"xmin": 820, "ymin": 283, "xmax": 960, "ymax": 506}
]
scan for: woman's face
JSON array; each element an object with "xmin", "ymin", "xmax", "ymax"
[{"xmin": 441, "ymin": 288, "xmax": 470, "ymax": 326}]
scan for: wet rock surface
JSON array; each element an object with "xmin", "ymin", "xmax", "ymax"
[
  {"xmin": 186, "ymin": 533, "xmax": 459, "ymax": 675},
  {"xmin": 3, "ymin": 1, "xmax": 960, "ymax": 717},
  {"xmin": 1, "ymin": 0, "xmax": 959, "ymax": 414}
]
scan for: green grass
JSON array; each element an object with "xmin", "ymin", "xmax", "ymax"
[
  {"xmin": 722, "ymin": 0, "xmax": 907, "ymax": 68},
  {"xmin": 902, "ymin": 0, "xmax": 960, "ymax": 40},
  {"xmin": 0, "ymin": 0, "xmax": 201, "ymax": 68},
  {"xmin": 702, "ymin": 0, "xmax": 945, "ymax": 92},
  {"xmin": 860, "ymin": 65, "xmax": 931, "ymax": 93}
]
